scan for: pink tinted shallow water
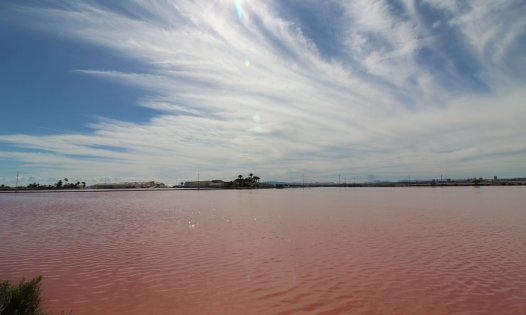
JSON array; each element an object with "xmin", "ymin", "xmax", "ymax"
[{"xmin": 1, "ymin": 187, "xmax": 526, "ymax": 314}]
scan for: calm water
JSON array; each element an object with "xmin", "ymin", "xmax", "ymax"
[{"xmin": 1, "ymin": 187, "xmax": 525, "ymax": 314}]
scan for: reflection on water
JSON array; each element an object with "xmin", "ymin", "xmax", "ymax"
[{"xmin": 1, "ymin": 187, "xmax": 526, "ymax": 314}]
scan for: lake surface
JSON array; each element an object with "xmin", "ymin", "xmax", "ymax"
[{"xmin": 1, "ymin": 187, "xmax": 526, "ymax": 314}]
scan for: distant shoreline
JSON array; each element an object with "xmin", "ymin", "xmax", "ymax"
[{"xmin": 1, "ymin": 182, "xmax": 525, "ymax": 194}]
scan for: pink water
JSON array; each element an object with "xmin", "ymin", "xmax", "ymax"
[{"xmin": 1, "ymin": 187, "xmax": 526, "ymax": 314}]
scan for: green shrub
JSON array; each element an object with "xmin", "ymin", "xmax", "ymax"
[{"xmin": 0, "ymin": 276, "xmax": 44, "ymax": 315}]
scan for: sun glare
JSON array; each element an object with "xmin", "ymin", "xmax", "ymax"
[{"xmin": 235, "ymin": 0, "xmax": 244, "ymax": 20}]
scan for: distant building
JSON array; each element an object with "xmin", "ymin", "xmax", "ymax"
[
  {"xmin": 91, "ymin": 181, "xmax": 166, "ymax": 189},
  {"xmin": 183, "ymin": 180, "xmax": 227, "ymax": 188}
]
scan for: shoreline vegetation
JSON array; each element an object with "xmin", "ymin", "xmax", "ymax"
[
  {"xmin": 0, "ymin": 276, "xmax": 44, "ymax": 315},
  {"xmin": 1, "ymin": 174, "xmax": 525, "ymax": 192}
]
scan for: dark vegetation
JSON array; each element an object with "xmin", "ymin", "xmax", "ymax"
[
  {"xmin": 29, "ymin": 178, "xmax": 86, "ymax": 190},
  {"xmin": 1, "ymin": 178, "xmax": 86, "ymax": 191},
  {"xmin": 0, "ymin": 276, "xmax": 44, "ymax": 315},
  {"xmin": 225, "ymin": 173, "xmax": 262, "ymax": 188}
]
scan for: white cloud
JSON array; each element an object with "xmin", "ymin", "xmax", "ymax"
[
  {"xmin": 0, "ymin": 0, "xmax": 525, "ymax": 185},
  {"xmin": 425, "ymin": 0, "xmax": 526, "ymax": 86},
  {"xmin": 340, "ymin": 0, "xmax": 424, "ymax": 86}
]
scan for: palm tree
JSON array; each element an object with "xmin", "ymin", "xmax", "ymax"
[
  {"xmin": 237, "ymin": 175, "xmax": 243, "ymax": 187},
  {"xmin": 253, "ymin": 176, "xmax": 260, "ymax": 183}
]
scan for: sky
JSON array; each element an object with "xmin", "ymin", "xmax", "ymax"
[{"xmin": 1, "ymin": 0, "xmax": 525, "ymax": 186}]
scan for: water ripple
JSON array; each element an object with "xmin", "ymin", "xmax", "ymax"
[{"xmin": 1, "ymin": 187, "xmax": 526, "ymax": 314}]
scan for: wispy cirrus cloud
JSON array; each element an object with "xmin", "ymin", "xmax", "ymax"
[{"xmin": 0, "ymin": 0, "xmax": 525, "ymax": 185}]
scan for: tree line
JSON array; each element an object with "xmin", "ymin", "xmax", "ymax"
[
  {"xmin": 227, "ymin": 173, "xmax": 261, "ymax": 188},
  {"xmin": 0, "ymin": 178, "xmax": 87, "ymax": 190}
]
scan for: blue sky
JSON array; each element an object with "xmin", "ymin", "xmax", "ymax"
[{"xmin": 1, "ymin": 0, "xmax": 525, "ymax": 185}]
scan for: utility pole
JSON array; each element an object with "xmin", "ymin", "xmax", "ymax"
[
  {"xmin": 15, "ymin": 171, "xmax": 19, "ymax": 192},
  {"xmin": 338, "ymin": 174, "xmax": 341, "ymax": 186},
  {"xmin": 302, "ymin": 174, "xmax": 305, "ymax": 188},
  {"xmin": 197, "ymin": 170, "xmax": 200, "ymax": 190}
]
